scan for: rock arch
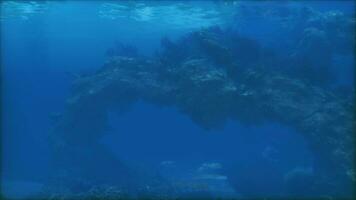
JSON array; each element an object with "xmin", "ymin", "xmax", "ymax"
[
  {"xmin": 51, "ymin": 55, "xmax": 354, "ymax": 196},
  {"xmin": 50, "ymin": 27, "xmax": 354, "ymax": 196}
]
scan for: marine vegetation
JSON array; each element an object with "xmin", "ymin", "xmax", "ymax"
[{"xmin": 46, "ymin": 4, "xmax": 355, "ymax": 199}]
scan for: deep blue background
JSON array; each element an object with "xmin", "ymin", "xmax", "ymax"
[{"xmin": 1, "ymin": 1, "xmax": 354, "ymax": 197}]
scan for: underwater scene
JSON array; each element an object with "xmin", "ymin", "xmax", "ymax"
[{"xmin": 1, "ymin": 1, "xmax": 355, "ymax": 199}]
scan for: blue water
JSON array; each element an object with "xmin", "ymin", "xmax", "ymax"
[{"xmin": 1, "ymin": 1, "xmax": 355, "ymax": 199}]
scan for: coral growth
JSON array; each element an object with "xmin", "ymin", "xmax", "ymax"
[{"xmin": 50, "ymin": 7, "xmax": 355, "ymax": 198}]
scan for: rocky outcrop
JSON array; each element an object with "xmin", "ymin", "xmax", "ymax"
[{"xmin": 51, "ymin": 23, "xmax": 354, "ymax": 197}]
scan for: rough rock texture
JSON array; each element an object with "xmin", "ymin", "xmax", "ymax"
[
  {"xmin": 51, "ymin": 23, "xmax": 354, "ymax": 197},
  {"xmin": 53, "ymin": 60, "xmax": 354, "ymax": 193}
]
